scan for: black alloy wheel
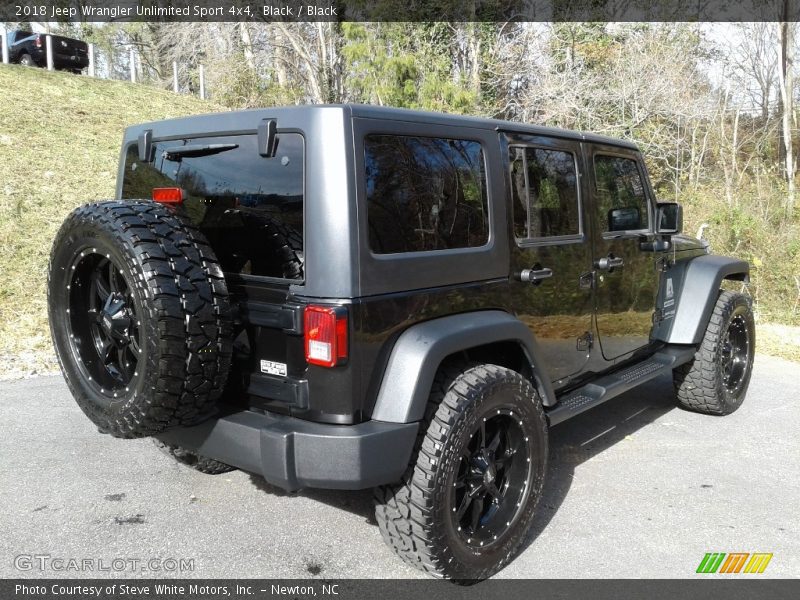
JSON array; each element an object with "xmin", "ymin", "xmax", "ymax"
[
  {"xmin": 48, "ymin": 200, "xmax": 232, "ymax": 438},
  {"xmin": 374, "ymin": 363, "xmax": 548, "ymax": 579},
  {"xmin": 452, "ymin": 411, "xmax": 529, "ymax": 547},
  {"xmin": 720, "ymin": 312, "xmax": 750, "ymax": 396},
  {"xmin": 67, "ymin": 250, "xmax": 142, "ymax": 396}
]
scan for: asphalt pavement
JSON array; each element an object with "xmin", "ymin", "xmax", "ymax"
[{"xmin": 1, "ymin": 355, "xmax": 798, "ymax": 579}]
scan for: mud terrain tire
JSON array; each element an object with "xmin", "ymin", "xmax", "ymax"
[
  {"xmin": 673, "ymin": 291, "xmax": 755, "ymax": 415},
  {"xmin": 153, "ymin": 440, "xmax": 235, "ymax": 474},
  {"xmin": 48, "ymin": 200, "xmax": 232, "ymax": 438},
  {"xmin": 374, "ymin": 363, "xmax": 548, "ymax": 580}
]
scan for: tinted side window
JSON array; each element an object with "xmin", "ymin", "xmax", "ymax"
[
  {"xmin": 594, "ymin": 155, "xmax": 650, "ymax": 232},
  {"xmin": 364, "ymin": 135, "xmax": 488, "ymax": 254},
  {"xmin": 510, "ymin": 147, "xmax": 580, "ymax": 239},
  {"xmin": 122, "ymin": 133, "xmax": 304, "ymax": 279},
  {"xmin": 13, "ymin": 31, "xmax": 34, "ymax": 43}
]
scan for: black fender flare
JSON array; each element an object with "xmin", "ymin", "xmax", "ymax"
[
  {"xmin": 370, "ymin": 310, "xmax": 556, "ymax": 424},
  {"xmin": 653, "ymin": 254, "xmax": 749, "ymax": 345}
]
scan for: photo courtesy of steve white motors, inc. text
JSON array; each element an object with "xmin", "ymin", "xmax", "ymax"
[{"xmin": 14, "ymin": 583, "xmax": 341, "ymax": 597}]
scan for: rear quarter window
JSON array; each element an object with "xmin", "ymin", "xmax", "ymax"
[
  {"xmin": 364, "ymin": 134, "xmax": 489, "ymax": 254},
  {"xmin": 121, "ymin": 133, "xmax": 304, "ymax": 280}
]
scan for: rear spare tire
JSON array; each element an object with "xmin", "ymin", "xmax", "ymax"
[{"xmin": 48, "ymin": 200, "xmax": 233, "ymax": 438}]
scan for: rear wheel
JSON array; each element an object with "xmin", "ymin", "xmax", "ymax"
[
  {"xmin": 48, "ymin": 200, "xmax": 233, "ymax": 438},
  {"xmin": 19, "ymin": 53, "xmax": 35, "ymax": 67},
  {"xmin": 673, "ymin": 291, "xmax": 755, "ymax": 415},
  {"xmin": 374, "ymin": 363, "xmax": 548, "ymax": 580}
]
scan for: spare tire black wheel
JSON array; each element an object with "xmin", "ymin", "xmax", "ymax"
[{"xmin": 48, "ymin": 200, "xmax": 233, "ymax": 438}]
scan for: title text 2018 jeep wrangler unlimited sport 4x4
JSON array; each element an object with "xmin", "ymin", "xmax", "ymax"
[{"xmin": 48, "ymin": 105, "xmax": 754, "ymax": 579}]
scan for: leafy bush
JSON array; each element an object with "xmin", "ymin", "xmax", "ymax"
[{"xmin": 681, "ymin": 178, "xmax": 800, "ymax": 325}]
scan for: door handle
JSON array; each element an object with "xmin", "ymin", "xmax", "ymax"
[
  {"xmin": 518, "ymin": 267, "xmax": 553, "ymax": 284},
  {"xmin": 639, "ymin": 238, "xmax": 671, "ymax": 252},
  {"xmin": 595, "ymin": 254, "xmax": 624, "ymax": 271}
]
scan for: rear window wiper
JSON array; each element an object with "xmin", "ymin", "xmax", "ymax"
[{"xmin": 162, "ymin": 143, "xmax": 239, "ymax": 161}]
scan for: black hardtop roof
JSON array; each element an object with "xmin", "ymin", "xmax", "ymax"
[
  {"xmin": 129, "ymin": 104, "xmax": 639, "ymax": 151},
  {"xmin": 347, "ymin": 104, "xmax": 638, "ymax": 149}
]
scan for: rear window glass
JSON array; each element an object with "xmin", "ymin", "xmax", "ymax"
[
  {"xmin": 12, "ymin": 31, "xmax": 34, "ymax": 42},
  {"xmin": 122, "ymin": 133, "xmax": 304, "ymax": 280},
  {"xmin": 364, "ymin": 134, "xmax": 489, "ymax": 254}
]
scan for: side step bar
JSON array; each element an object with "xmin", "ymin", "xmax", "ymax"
[{"xmin": 545, "ymin": 345, "xmax": 696, "ymax": 426}]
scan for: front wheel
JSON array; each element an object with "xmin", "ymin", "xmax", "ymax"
[
  {"xmin": 374, "ymin": 363, "xmax": 548, "ymax": 580},
  {"xmin": 673, "ymin": 291, "xmax": 755, "ymax": 415}
]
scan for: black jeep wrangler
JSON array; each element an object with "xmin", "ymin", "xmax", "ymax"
[{"xmin": 48, "ymin": 105, "xmax": 754, "ymax": 579}]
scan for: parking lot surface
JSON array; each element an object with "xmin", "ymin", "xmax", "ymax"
[{"xmin": 1, "ymin": 355, "xmax": 797, "ymax": 579}]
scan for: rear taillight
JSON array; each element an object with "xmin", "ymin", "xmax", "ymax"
[
  {"xmin": 152, "ymin": 187, "xmax": 183, "ymax": 204},
  {"xmin": 34, "ymin": 35, "xmax": 42, "ymax": 49},
  {"xmin": 304, "ymin": 306, "xmax": 348, "ymax": 368}
]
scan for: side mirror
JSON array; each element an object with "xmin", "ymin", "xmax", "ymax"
[
  {"xmin": 656, "ymin": 202, "xmax": 683, "ymax": 235},
  {"xmin": 608, "ymin": 207, "xmax": 641, "ymax": 232}
]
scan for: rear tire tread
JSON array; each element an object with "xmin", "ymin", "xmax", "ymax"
[
  {"xmin": 49, "ymin": 200, "xmax": 232, "ymax": 438},
  {"xmin": 374, "ymin": 363, "xmax": 546, "ymax": 579},
  {"xmin": 153, "ymin": 440, "xmax": 235, "ymax": 475}
]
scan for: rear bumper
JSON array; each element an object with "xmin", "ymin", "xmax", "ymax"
[
  {"xmin": 52, "ymin": 54, "xmax": 89, "ymax": 69},
  {"xmin": 155, "ymin": 410, "xmax": 418, "ymax": 492},
  {"xmin": 26, "ymin": 47, "xmax": 88, "ymax": 69}
]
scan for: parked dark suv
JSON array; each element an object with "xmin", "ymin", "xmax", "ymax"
[
  {"xmin": 48, "ymin": 105, "xmax": 754, "ymax": 579},
  {"xmin": 7, "ymin": 30, "xmax": 89, "ymax": 73}
]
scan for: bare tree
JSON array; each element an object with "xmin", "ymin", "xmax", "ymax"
[
  {"xmin": 778, "ymin": 17, "xmax": 796, "ymax": 214},
  {"xmin": 726, "ymin": 23, "xmax": 779, "ymax": 122},
  {"xmin": 239, "ymin": 23, "xmax": 256, "ymax": 71},
  {"xmin": 274, "ymin": 23, "xmax": 344, "ymax": 104}
]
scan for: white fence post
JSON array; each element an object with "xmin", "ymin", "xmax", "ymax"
[
  {"xmin": 199, "ymin": 64, "xmax": 206, "ymax": 99},
  {"xmin": 46, "ymin": 35, "xmax": 54, "ymax": 71},
  {"xmin": 88, "ymin": 43, "xmax": 95, "ymax": 77},
  {"xmin": 129, "ymin": 48, "xmax": 136, "ymax": 83},
  {"xmin": 173, "ymin": 61, "xmax": 179, "ymax": 93},
  {"xmin": 1, "ymin": 27, "xmax": 9, "ymax": 65}
]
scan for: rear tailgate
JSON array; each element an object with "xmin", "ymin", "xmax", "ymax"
[
  {"xmin": 119, "ymin": 130, "xmax": 312, "ymax": 415},
  {"xmin": 50, "ymin": 35, "xmax": 88, "ymax": 67}
]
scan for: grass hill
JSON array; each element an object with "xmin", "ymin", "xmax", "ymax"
[
  {"xmin": 0, "ymin": 64, "xmax": 220, "ymax": 377},
  {"xmin": 0, "ymin": 64, "xmax": 796, "ymax": 378}
]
